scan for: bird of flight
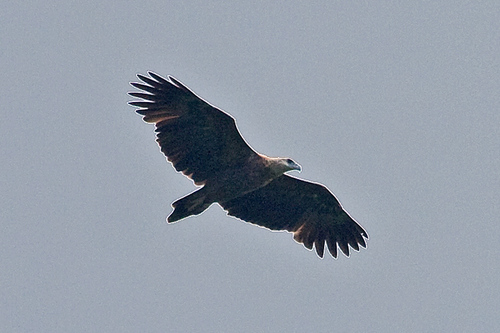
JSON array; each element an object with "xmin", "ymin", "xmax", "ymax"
[{"xmin": 129, "ymin": 72, "xmax": 367, "ymax": 258}]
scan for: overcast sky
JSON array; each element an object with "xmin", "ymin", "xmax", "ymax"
[{"xmin": 2, "ymin": 1, "xmax": 499, "ymax": 332}]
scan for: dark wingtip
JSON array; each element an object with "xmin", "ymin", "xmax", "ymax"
[
  {"xmin": 327, "ymin": 239, "xmax": 338, "ymax": 258},
  {"xmin": 148, "ymin": 71, "xmax": 169, "ymax": 84},
  {"xmin": 168, "ymin": 76, "xmax": 191, "ymax": 92},
  {"xmin": 136, "ymin": 73, "xmax": 164, "ymax": 88},
  {"xmin": 136, "ymin": 73, "xmax": 149, "ymax": 82},
  {"xmin": 338, "ymin": 241, "xmax": 350, "ymax": 257},
  {"xmin": 357, "ymin": 236, "xmax": 367, "ymax": 249},
  {"xmin": 128, "ymin": 101, "xmax": 153, "ymax": 108},
  {"xmin": 315, "ymin": 241, "xmax": 325, "ymax": 258},
  {"xmin": 128, "ymin": 92, "xmax": 155, "ymax": 100}
]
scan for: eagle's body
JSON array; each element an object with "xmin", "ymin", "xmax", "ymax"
[
  {"xmin": 129, "ymin": 72, "xmax": 368, "ymax": 258},
  {"xmin": 169, "ymin": 154, "xmax": 299, "ymax": 222}
]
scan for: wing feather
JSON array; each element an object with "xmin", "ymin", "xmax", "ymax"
[
  {"xmin": 129, "ymin": 72, "xmax": 257, "ymax": 185},
  {"xmin": 220, "ymin": 175, "xmax": 368, "ymax": 258}
]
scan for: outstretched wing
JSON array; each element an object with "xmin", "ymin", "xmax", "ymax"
[
  {"xmin": 220, "ymin": 175, "xmax": 368, "ymax": 258},
  {"xmin": 129, "ymin": 72, "xmax": 257, "ymax": 185}
]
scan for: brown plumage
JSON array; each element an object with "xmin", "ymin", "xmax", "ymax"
[{"xmin": 129, "ymin": 72, "xmax": 368, "ymax": 258}]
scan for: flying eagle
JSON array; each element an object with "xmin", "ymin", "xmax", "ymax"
[{"xmin": 129, "ymin": 72, "xmax": 368, "ymax": 258}]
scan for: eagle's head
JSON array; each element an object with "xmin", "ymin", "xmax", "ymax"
[
  {"xmin": 282, "ymin": 158, "xmax": 302, "ymax": 173},
  {"xmin": 268, "ymin": 157, "xmax": 302, "ymax": 175}
]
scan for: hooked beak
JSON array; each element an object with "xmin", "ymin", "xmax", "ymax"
[{"xmin": 292, "ymin": 162, "xmax": 302, "ymax": 173}]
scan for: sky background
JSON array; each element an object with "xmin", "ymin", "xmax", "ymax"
[{"xmin": 2, "ymin": 1, "xmax": 499, "ymax": 332}]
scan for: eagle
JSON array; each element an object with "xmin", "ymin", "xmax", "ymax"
[{"xmin": 129, "ymin": 72, "xmax": 368, "ymax": 258}]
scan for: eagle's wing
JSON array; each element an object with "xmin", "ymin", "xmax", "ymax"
[
  {"xmin": 220, "ymin": 175, "xmax": 368, "ymax": 258},
  {"xmin": 129, "ymin": 72, "xmax": 257, "ymax": 185}
]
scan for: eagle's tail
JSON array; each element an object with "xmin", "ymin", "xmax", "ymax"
[{"xmin": 167, "ymin": 188, "xmax": 211, "ymax": 222}]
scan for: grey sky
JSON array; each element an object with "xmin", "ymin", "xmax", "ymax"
[{"xmin": 2, "ymin": 1, "xmax": 499, "ymax": 332}]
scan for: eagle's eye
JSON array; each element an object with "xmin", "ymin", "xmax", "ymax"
[{"xmin": 286, "ymin": 159, "xmax": 293, "ymax": 164}]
